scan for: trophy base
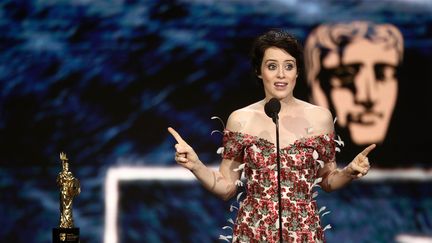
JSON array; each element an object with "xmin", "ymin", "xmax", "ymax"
[{"xmin": 52, "ymin": 227, "xmax": 80, "ymax": 243}]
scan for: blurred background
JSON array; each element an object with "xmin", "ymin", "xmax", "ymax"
[{"xmin": 1, "ymin": 0, "xmax": 431, "ymax": 242}]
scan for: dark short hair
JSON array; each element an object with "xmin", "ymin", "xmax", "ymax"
[{"xmin": 250, "ymin": 29, "xmax": 304, "ymax": 77}]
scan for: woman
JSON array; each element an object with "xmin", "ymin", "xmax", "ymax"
[{"xmin": 168, "ymin": 29, "xmax": 375, "ymax": 243}]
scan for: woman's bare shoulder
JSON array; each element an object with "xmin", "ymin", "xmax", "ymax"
[
  {"xmin": 297, "ymin": 99, "xmax": 334, "ymax": 133},
  {"xmin": 227, "ymin": 101, "xmax": 264, "ymax": 131}
]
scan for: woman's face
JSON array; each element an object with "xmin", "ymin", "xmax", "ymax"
[{"xmin": 259, "ymin": 47, "xmax": 298, "ymax": 101}]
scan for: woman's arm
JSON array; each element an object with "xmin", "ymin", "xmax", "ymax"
[
  {"xmin": 168, "ymin": 110, "xmax": 248, "ymax": 200},
  {"xmin": 168, "ymin": 127, "xmax": 241, "ymax": 200},
  {"xmin": 192, "ymin": 158, "xmax": 241, "ymax": 201},
  {"xmin": 312, "ymin": 106, "xmax": 375, "ymax": 192},
  {"xmin": 319, "ymin": 145, "xmax": 375, "ymax": 192}
]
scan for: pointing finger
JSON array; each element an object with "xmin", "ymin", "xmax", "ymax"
[
  {"xmin": 353, "ymin": 160, "xmax": 370, "ymax": 174},
  {"xmin": 361, "ymin": 157, "xmax": 370, "ymax": 168},
  {"xmin": 361, "ymin": 144, "xmax": 376, "ymax": 157},
  {"xmin": 359, "ymin": 157, "xmax": 370, "ymax": 167},
  {"xmin": 168, "ymin": 127, "xmax": 187, "ymax": 144},
  {"xmin": 350, "ymin": 162, "xmax": 363, "ymax": 173},
  {"xmin": 175, "ymin": 144, "xmax": 189, "ymax": 154}
]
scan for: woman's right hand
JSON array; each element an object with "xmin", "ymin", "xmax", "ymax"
[{"xmin": 167, "ymin": 127, "xmax": 201, "ymax": 171}]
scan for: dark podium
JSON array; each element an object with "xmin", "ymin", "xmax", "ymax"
[{"xmin": 52, "ymin": 228, "xmax": 80, "ymax": 243}]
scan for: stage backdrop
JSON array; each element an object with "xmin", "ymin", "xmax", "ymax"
[{"xmin": 1, "ymin": 0, "xmax": 432, "ymax": 242}]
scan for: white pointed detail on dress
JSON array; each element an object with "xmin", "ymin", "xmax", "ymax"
[
  {"xmin": 211, "ymin": 116, "xmax": 226, "ymax": 131},
  {"xmin": 313, "ymin": 150, "xmax": 325, "ymax": 168},
  {"xmin": 236, "ymin": 192, "xmax": 244, "ymax": 202},
  {"xmin": 318, "ymin": 206, "xmax": 326, "ymax": 214},
  {"xmin": 319, "ymin": 205, "xmax": 331, "ymax": 219},
  {"xmin": 223, "ymin": 225, "xmax": 233, "ymax": 230},
  {"xmin": 235, "ymin": 179, "xmax": 243, "ymax": 187},
  {"xmin": 323, "ymin": 224, "xmax": 332, "ymax": 231},
  {"xmin": 334, "ymin": 135, "xmax": 345, "ymax": 147},
  {"xmin": 218, "ymin": 235, "xmax": 233, "ymax": 242},
  {"xmin": 312, "ymin": 177, "xmax": 323, "ymax": 188},
  {"xmin": 233, "ymin": 163, "xmax": 245, "ymax": 172},
  {"xmin": 321, "ymin": 211, "xmax": 331, "ymax": 217},
  {"xmin": 230, "ymin": 205, "xmax": 239, "ymax": 212},
  {"xmin": 211, "ymin": 116, "xmax": 246, "ymax": 243},
  {"xmin": 310, "ymin": 120, "xmax": 348, "ymax": 235}
]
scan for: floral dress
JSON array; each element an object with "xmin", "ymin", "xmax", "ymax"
[{"xmin": 221, "ymin": 130, "xmax": 336, "ymax": 243}]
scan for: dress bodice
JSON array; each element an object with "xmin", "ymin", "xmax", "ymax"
[{"xmin": 221, "ymin": 130, "xmax": 336, "ymax": 243}]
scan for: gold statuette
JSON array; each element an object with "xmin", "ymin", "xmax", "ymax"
[{"xmin": 57, "ymin": 152, "xmax": 81, "ymax": 228}]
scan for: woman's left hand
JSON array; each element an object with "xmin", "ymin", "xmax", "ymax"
[{"xmin": 344, "ymin": 144, "xmax": 376, "ymax": 178}]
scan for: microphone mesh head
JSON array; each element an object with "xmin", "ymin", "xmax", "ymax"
[{"xmin": 264, "ymin": 98, "xmax": 281, "ymax": 118}]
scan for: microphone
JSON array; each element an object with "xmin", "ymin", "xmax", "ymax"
[
  {"xmin": 264, "ymin": 97, "xmax": 283, "ymax": 242},
  {"xmin": 264, "ymin": 98, "xmax": 281, "ymax": 124}
]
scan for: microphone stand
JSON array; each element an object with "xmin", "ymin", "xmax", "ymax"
[
  {"xmin": 273, "ymin": 115, "xmax": 283, "ymax": 243},
  {"xmin": 265, "ymin": 98, "xmax": 283, "ymax": 242}
]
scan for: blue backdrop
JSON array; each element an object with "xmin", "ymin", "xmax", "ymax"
[{"xmin": 1, "ymin": 0, "xmax": 432, "ymax": 242}]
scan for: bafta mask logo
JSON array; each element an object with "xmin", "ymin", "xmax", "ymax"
[
  {"xmin": 304, "ymin": 21, "xmax": 404, "ymax": 145},
  {"xmin": 59, "ymin": 233, "xmax": 66, "ymax": 241}
]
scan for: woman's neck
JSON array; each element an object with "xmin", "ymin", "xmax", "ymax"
[{"xmin": 263, "ymin": 96, "xmax": 297, "ymax": 113}]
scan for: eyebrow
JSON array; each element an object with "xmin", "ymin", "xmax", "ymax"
[{"xmin": 264, "ymin": 59, "xmax": 296, "ymax": 63}]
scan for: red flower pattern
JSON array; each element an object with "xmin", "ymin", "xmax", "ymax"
[{"xmin": 222, "ymin": 130, "xmax": 335, "ymax": 243}]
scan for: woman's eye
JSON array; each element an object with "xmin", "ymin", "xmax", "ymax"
[
  {"xmin": 267, "ymin": 64, "xmax": 277, "ymax": 70},
  {"xmin": 285, "ymin": 64, "xmax": 294, "ymax": 70}
]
